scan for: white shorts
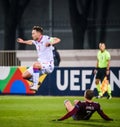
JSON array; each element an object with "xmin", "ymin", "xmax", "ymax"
[{"xmin": 27, "ymin": 61, "xmax": 54, "ymax": 75}]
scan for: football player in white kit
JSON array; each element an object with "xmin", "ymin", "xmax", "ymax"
[{"xmin": 17, "ymin": 26, "xmax": 61, "ymax": 91}]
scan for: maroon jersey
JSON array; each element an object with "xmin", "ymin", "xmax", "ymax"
[{"xmin": 59, "ymin": 101, "xmax": 112, "ymax": 121}]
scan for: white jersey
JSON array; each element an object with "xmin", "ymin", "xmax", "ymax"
[{"xmin": 32, "ymin": 35, "xmax": 54, "ymax": 63}]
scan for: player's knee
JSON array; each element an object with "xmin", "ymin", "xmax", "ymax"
[
  {"xmin": 33, "ymin": 62, "xmax": 41, "ymax": 69},
  {"xmin": 64, "ymin": 100, "xmax": 70, "ymax": 105},
  {"xmin": 22, "ymin": 73, "xmax": 26, "ymax": 79},
  {"xmin": 95, "ymin": 79, "xmax": 99, "ymax": 85},
  {"xmin": 33, "ymin": 62, "xmax": 38, "ymax": 68},
  {"xmin": 22, "ymin": 71, "xmax": 32, "ymax": 79}
]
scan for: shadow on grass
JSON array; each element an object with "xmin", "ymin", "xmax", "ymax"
[{"xmin": 52, "ymin": 119, "xmax": 113, "ymax": 127}]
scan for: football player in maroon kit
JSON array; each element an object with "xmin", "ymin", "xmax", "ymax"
[{"xmin": 55, "ymin": 89, "xmax": 113, "ymax": 121}]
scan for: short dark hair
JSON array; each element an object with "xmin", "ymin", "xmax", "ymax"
[
  {"xmin": 32, "ymin": 26, "xmax": 43, "ymax": 34},
  {"xmin": 99, "ymin": 42, "xmax": 105, "ymax": 44},
  {"xmin": 84, "ymin": 89, "xmax": 94, "ymax": 100},
  {"xmin": 99, "ymin": 42, "xmax": 106, "ymax": 46}
]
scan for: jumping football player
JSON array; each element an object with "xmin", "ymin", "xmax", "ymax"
[
  {"xmin": 17, "ymin": 26, "xmax": 60, "ymax": 91},
  {"xmin": 94, "ymin": 42, "xmax": 112, "ymax": 99},
  {"xmin": 55, "ymin": 89, "xmax": 113, "ymax": 121}
]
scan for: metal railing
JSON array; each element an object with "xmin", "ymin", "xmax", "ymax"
[
  {"xmin": 0, "ymin": 51, "xmax": 20, "ymax": 66},
  {"xmin": 0, "ymin": 49, "xmax": 120, "ymax": 67}
]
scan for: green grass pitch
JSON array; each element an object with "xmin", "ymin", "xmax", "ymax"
[{"xmin": 0, "ymin": 96, "xmax": 120, "ymax": 127}]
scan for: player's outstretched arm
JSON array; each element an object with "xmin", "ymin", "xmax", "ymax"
[
  {"xmin": 46, "ymin": 37, "xmax": 61, "ymax": 47},
  {"xmin": 52, "ymin": 37, "xmax": 61, "ymax": 45},
  {"xmin": 48, "ymin": 37, "xmax": 61, "ymax": 46},
  {"xmin": 97, "ymin": 104, "xmax": 113, "ymax": 121},
  {"xmin": 17, "ymin": 38, "xmax": 33, "ymax": 45}
]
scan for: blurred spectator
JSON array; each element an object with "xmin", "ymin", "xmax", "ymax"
[{"xmin": 52, "ymin": 46, "xmax": 61, "ymax": 66}]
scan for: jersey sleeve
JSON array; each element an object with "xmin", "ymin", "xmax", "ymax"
[
  {"xmin": 44, "ymin": 36, "xmax": 54, "ymax": 45},
  {"xmin": 97, "ymin": 103, "xmax": 113, "ymax": 121},
  {"xmin": 32, "ymin": 40, "xmax": 36, "ymax": 45},
  {"xmin": 49, "ymin": 37, "xmax": 54, "ymax": 43}
]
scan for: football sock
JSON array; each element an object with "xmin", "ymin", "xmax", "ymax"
[
  {"xmin": 96, "ymin": 84, "xmax": 103, "ymax": 96},
  {"xmin": 107, "ymin": 84, "xmax": 112, "ymax": 96},
  {"xmin": 33, "ymin": 68, "xmax": 39, "ymax": 86}
]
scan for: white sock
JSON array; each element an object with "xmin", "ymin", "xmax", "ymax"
[{"xmin": 33, "ymin": 68, "xmax": 39, "ymax": 86}]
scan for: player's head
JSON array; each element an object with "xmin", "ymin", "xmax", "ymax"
[
  {"xmin": 99, "ymin": 42, "xmax": 106, "ymax": 52},
  {"xmin": 84, "ymin": 89, "xmax": 94, "ymax": 100},
  {"xmin": 32, "ymin": 26, "xmax": 43, "ymax": 40}
]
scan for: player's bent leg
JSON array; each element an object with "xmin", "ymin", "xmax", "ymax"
[
  {"xmin": 33, "ymin": 62, "xmax": 42, "ymax": 69},
  {"xmin": 64, "ymin": 100, "xmax": 78, "ymax": 120},
  {"xmin": 95, "ymin": 79, "xmax": 103, "ymax": 98},
  {"xmin": 107, "ymin": 84, "xmax": 112, "ymax": 99},
  {"xmin": 30, "ymin": 61, "xmax": 54, "ymax": 91},
  {"xmin": 22, "ymin": 71, "xmax": 32, "ymax": 79},
  {"xmin": 22, "ymin": 66, "xmax": 34, "ymax": 82},
  {"xmin": 30, "ymin": 62, "xmax": 42, "ymax": 91},
  {"xmin": 64, "ymin": 100, "xmax": 74, "ymax": 112}
]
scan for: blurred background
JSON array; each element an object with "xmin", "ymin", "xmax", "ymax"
[{"xmin": 0, "ymin": 0, "xmax": 120, "ymax": 50}]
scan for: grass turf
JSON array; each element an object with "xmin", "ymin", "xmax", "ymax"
[{"xmin": 0, "ymin": 96, "xmax": 119, "ymax": 127}]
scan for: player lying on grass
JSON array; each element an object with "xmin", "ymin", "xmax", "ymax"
[
  {"xmin": 17, "ymin": 26, "xmax": 60, "ymax": 91},
  {"xmin": 55, "ymin": 89, "xmax": 113, "ymax": 121}
]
